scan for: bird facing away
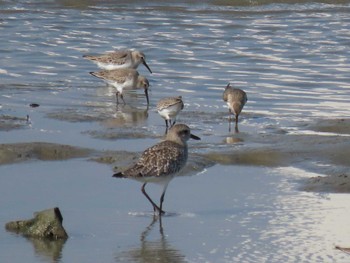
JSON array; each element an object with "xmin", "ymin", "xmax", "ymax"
[
  {"xmin": 83, "ymin": 50, "xmax": 152, "ymax": 73},
  {"xmin": 90, "ymin": 68, "xmax": 150, "ymax": 105},
  {"xmin": 113, "ymin": 124, "xmax": 200, "ymax": 216},
  {"xmin": 223, "ymin": 83, "xmax": 247, "ymax": 131},
  {"xmin": 157, "ymin": 96, "xmax": 184, "ymax": 128}
]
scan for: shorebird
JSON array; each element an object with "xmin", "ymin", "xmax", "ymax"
[
  {"xmin": 83, "ymin": 50, "xmax": 152, "ymax": 73},
  {"xmin": 157, "ymin": 96, "xmax": 184, "ymax": 128},
  {"xmin": 90, "ymin": 68, "xmax": 149, "ymax": 105},
  {"xmin": 113, "ymin": 124, "xmax": 200, "ymax": 216},
  {"xmin": 223, "ymin": 83, "xmax": 247, "ymax": 132}
]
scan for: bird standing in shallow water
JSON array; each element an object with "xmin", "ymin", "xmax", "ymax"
[
  {"xmin": 113, "ymin": 124, "xmax": 200, "ymax": 216},
  {"xmin": 157, "ymin": 96, "xmax": 184, "ymax": 130},
  {"xmin": 89, "ymin": 68, "xmax": 150, "ymax": 105},
  {"xmin": 83, "ymin": 50, "xmax": 152, "ymax": 73},
  {"xmin": 223, "ymin": 83, "xmax": 248, "ymax": 132}
]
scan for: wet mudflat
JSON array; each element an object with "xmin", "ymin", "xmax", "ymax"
[
  {"xmin": 1, "ymin": 159, "xmax": 350, "ymax": 262},
  {"xmin": 1, "ymin": 0, "xmax": 350, "ymax": 262},
  {"xmin": 1, "ymin": 116, "xmax": 350, "ymax": 262}
]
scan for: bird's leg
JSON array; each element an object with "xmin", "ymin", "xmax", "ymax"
[
  {"xmin": 141, "ymin": 183, "xmax": 162, "ymax": 214},
  {"xmin": 158, "ymin": 183, "xmax": 168, "ymax": 216},
  {"xmin": 228, "ymin": 109, "xmax": 232, "ymax": 132},
  {"xmin": 116, "ymin": 92, "xmax": 120, "ymax": 105},
  {"xmin": 120, "ymin": 93, "xmax": 126, "ymax": 105},
  {"xmin": 158, "ymin": 216, "xmax": 164, "ymax": 236},
  {"xmin": 165, "ymin": 119, "xmax": 169, "ymax": 128},
  {"xmin": 235, "ymin": 114, "xmax": 239, "ymax": 133}
]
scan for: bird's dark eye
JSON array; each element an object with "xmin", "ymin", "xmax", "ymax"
[{"xmin": 181, "ymin": 130, "xmax": 189, "ymax": 136}]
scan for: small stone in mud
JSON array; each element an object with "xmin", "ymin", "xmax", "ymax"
[{"xmin": 5, "ymin": 207, "xmax": 68, "ymax": 239}]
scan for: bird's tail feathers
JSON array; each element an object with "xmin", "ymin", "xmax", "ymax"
[
  {"xmin": 83, "ymin": 55, "xmax": 94, "ymax": 60},
  {"xmin": 112, "ymin": 172, "xmax": 125, "ymax": 178}
]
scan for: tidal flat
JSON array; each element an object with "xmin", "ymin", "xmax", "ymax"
[
  {"xmin": 1, "ymin": 118, "xmax": 349, "ymax": 191},
  {"xmin": 1, "ymin": 1, "xmax": 350, "ymax": 262}
]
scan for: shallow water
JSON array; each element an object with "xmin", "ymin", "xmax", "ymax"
[
  {"xmin": 1, "ymin": 0, "xmax": 350, "ymax": 262},
  {"xmin": 1, "ymin": 161, "xmax": 350, "ymax": 262}
]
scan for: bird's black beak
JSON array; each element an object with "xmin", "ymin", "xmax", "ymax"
[
  {"xmin": 190, "ymin": 133, "xmax": 201, "ymax": 140},
  {"xmin": 142, "ymin": 59, "xmax": 152, "ymax": 74},
  {"xmin": 144, "ymin": 89, "xmax": 150, "ymax": 105}
]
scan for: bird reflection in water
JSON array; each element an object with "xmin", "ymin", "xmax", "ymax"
[
  {"xmin": 115, "ymin": 216, "xmax": 186, "ymax": 263},
  {"xmin": 101, "ymin": 104, "xmax": 149, "ymax": 128}
]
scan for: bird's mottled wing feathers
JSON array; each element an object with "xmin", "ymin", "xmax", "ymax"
[
  {"xmin": 223, "ymin": 87, "xmax": 247, "ymax": 105},
  {"xmin": 229, "ymin": 89, "xmax": 247, "ymax": 105},
  {"xmin": 85, "ymin": 51, "xmax": 129, "ymax": 64},
  {"xmin": 123, "ymin": 141, "xmax": 187, "ymax": 178},
  {"xmin": 157, "ymin": 97, "xmax": 183, "ymax": 111},
  {"xmin": 108, "ymin": 51, "xmax": 129, "ymax": 65}
]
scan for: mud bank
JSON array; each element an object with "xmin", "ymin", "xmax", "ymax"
[
  {"xmin": 0, "ymin": 114, "xmax": 29, "ymax": 131},
  {"xmin": 205, "ymin": 133, "xmax": 350, "ymax": 170},
  {"xmin": 1, "ymin": 118, "xmax": 349, "ymax": 193},
  {"xmin": 203, "ymin": 118, "xmax": 350, "ymax": 193},
  {"xmin": 0, "ymin": 142, "xmax": 92, "ymax": 165},
  {"xmin": 301, "ymin": 174, "xmax": 350, "ymax": 193}
]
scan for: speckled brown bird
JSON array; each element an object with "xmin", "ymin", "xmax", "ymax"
[
  {"xmin": 223, "ymin": 83, "xmax": 247, "ymax": 131},
  {"xmin": 89, "ymin": 68, "xmax": 149, "ymax": 105},
  {"xmin": 157, "ymin": 96, "xmax": 184, "ymax": 128},
  {"xmin": 83, "ymin": 50, "xmax": 152, "ymax": 73},
  {"xmin": 113, "ymin": 124, "xmax": 200, "ymax": 216}
]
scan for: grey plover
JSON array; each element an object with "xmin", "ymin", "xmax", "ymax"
[
  {"xmin": 83, "ymin": 50, "xmax": 152, "ymax": 73},
  {"xmin": 113, "ymin": 124, "xmax": 200, "ymax": 216},
  {"xmin": 157, "ymin": 96, "xmax": 184, "ymax": 128},
  {"xmin": 223, "ymin": 83, "xmax": 247, "ymax": 131},
  {"xmin": 90, "ymin": 68, "xmax": 150, "ymax": 105}
]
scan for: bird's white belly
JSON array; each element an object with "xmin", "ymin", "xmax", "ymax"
[
  {"xmin": 97, "ymin": 63, "xmax": 120, "ymax": 70},
  {"xmin": 97, "ymin": 61, "xmax": 133, "ymax": 70},
  {"xmin": 227, "ymin": 101, "xmax": 238, "ymax": 114},
  {"xmin": 110, "ymin": 79, "xmax": 134, "ymax": 92},
  {"xmin": 158, "ymin": 105, "xmax": 180, "ymax": 120}
]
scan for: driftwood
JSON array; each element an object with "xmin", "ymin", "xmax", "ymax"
[{"xmin": 5, "ymin": 207, "xmax": 68, "ymax": 239}]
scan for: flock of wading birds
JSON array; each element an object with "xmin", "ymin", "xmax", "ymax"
[{"xmin": 83, "ymin": 49, "xmax": 248, "ymax": 216}]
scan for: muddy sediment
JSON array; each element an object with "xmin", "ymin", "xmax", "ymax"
[
  {"xmin": 1, "ymin": 118, "xmax": 349, "ymax": 193},
  {"xmin": 301, "ymin": 174, "xmax": 350, "ymax": 193},
  {"xmin": 206, "ymin": 133, "xmax": 350, "ymax": 169},
  {"xmin": 0, "ymin": 142, "xmax": 92, "ymax": 165},
  {"xmin": 0, "ymin": 114, "xmax": 29, "ymax": 131},
  {"xmin": 307, "ymin": 118, "xmax": 350, "ymax": 134}
]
